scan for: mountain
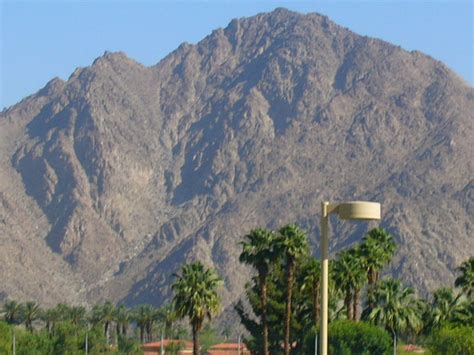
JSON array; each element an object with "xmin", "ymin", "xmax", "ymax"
[{"xmin": 1, "ymin": 8, "xmax": 472, "ymax": 315}]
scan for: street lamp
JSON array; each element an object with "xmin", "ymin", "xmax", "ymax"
[{"xmin": 319, "ymin": 201, "xmax": 381, "ymax": 355}]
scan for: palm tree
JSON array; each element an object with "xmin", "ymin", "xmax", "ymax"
[
  {"xmin": 69, "ymin": 306, "xmax": 87, "ymax": 327},
  {"xmin": 349, "ymin": 247, "xmax": 367, "ymax": 321},
  {"xmin": 23, "ymin": 301, "xmax": 40, "ymax": 332},
  {"xmin": 360, "ymin": 228, "xmax": 396, "ymax": 287},
  {"xmin": 239, "ymin": 228, "xmax": 277, "ymax": 355},
  {"xmin": 362, "ymin": 278, "xmax": 422, "ymax": 354},
  {"xmin": 1, "ymin": 300, "xmax": 23, "ymax": 325},
  {"xmin": 147, "ymin": 306, "xmax": 161, "ymax": 342},
  {"xmin": 53, "ymin": 303, "xmax": 71, "ymax": 322},
  {"xmin": 333, "ymin": 248, "xmax": 366, "ymax": 321},
  {"xmin": 41, "ymin": 307, "xmax": 62, "ymax": 335},
  {"xmin": 299, "ymin": 257, "xmax": 321, "ymax": 326},
  {"xmin": 425, "ymin": 287, "xmax": 465, "ymax": 330},
  {"xmin": 451, "ymin": 295, "xmax": 474, "ymax": 326},
  {"xmin": 133, "ymin": 304, "xmax": 155, "ymax": 343},
  {"xmin": 92, "ymin": 301, "xmax": 116, "ymax": 345},
  {"xmin": 41, "ymin": 303, "xmax": 71, "ymax": 335},
  {"xmin": 114, "ymin": 304, "xmax": 130, "ymax": 337},
  {"xmin": 172, "ymin": 261, "xmax": 222, "ymax": 355},
  {"xmin": 455, "ymin": 256, "xmax": 474, "ymax": 296},
  {"xmin": 276, "ymin": 224, "xmax": 309, "ymax": 355},
  {"xmin": 159, "ymin": 303, "xmax": 177, "ymax": 338}
]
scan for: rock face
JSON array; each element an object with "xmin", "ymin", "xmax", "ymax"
[{"xmin": 0, "ymin": 8, "xmax": 472, "ymax": 311}]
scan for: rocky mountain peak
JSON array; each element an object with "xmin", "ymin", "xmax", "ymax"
[{"xmin": 0, "ymin": 9, "xmax": 472, "ymax": 318}]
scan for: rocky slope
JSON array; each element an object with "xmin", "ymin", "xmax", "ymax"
[{"xmin": 0, "ymin": 9, "xmax": 472, "ymax": 317}]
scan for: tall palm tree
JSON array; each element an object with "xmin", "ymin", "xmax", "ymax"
[
  {"xmin": 102, "ymin": 301, "xmax": 116, "ymax": 344},
  {"xmin": 1, "ymin": 300, "xmax": 23, "ymax": 325},
  {"xmin": 159, "ymin": 303, "xmax": 177, "ymax": 338},
  {"xmin": 23, "ymin": 301, "xmax": 40, "ymax": 332},
  {"xmin": 172, "ymin": 261, "xmax": 222, "ymax": 355},
  {"xmin": 299, "ymin": 257, "xmax": 321, "ymax": 326},
  {"xmin": 53, "ymin": 303, "xmax": 71, "ymax": 322},
  {"xmin": 349, "ymin": 247, "xmax": 367, "ymax": 321},
  {"xmin": 360, "ymin": 228, "xmax": 396, "ymax": 314},
  {"xmin": 133, "ymin": 304, "xmax": 155, "ymax": 343},
  {"xmin": 239, "ymin": 228, "xmax": 277, "ymax": 355},
  {"xmin": 41, "ymin": 303, "xmax": 70, "ymax": 335},
  {"xmin": 362, "ymin": 278, "xmax": 422, "ymax": 354},
  {"xmin": 92, "ymin": 301, "xmax": 116, "ymax": 345},
  {"xmin": 114, "ymin": 304, "xmax": 130, "ymax": 337},
  {"xmin": 333, "ymin": 248, "xmax": 366, "ymax": 321},
  {"xmin": 147, "ymin": 306, "xmax": 161, "ymax": 342},
  {"xmin": 455, "ymin": 256, "xmax": 474, "ymax": 296},
  {"xmin": 360, "ymin": 228, "xmax": 396, "ymax": 287},
  {"xmin": 276, "ymin": 224, "xmax": 309, "ymax": 355},
  {"xmin": 41, "ymin": 307, "xmax": 62, "ymax": 335},
  {"xmin": 69, "ymin": 306, "xmax": 87, "ymax": 327}
]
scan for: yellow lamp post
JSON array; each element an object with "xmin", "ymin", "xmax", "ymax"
[{"xmin": 319, "ymin": 201, "xmax": 381, "ymax": 355}]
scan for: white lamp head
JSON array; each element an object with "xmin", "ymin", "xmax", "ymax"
[{"xmin": 337, "ymin": 201, "xmax": 381, "ymax": 220}]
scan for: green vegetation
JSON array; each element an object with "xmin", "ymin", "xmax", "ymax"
[
  {"xmin": 455, "ymin": 256, "xmax": 474, "ymax": 297},
  {"xmin": 0, "ymin": 301, "xmax": 175, "ymax": 354},
  {"xmin": 1, "ymin": 226, "xmax": 472, "ymax": 354},
  {"xmin": 235, "ymin": 226, "xmax": 473, "ymax": 354},
  {"xmin": 428, "ymin": 324, "xmax": 474, "ymax": 354},
  {"xmin": 0, "ymin": 322, "xmax": 12, "ymax": 354},
  {"xmin": 329, "ymin": 320, "xmax": 392, "ymax": 355},
  {"xmin": 172, "ymin": 261, "xmax": 222, "ymax": 355},
  {"xmin": 362, "ymin": 278, "xmax": 422, "ymax": 351},
  {"xmin": 199, "ymin": 324, "xmax": 225, "ymax": 353}
]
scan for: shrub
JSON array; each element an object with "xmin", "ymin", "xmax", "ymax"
[
  {"xmin": 118, "ymin": 334, "xmax": 143, "ymax": 354},
  {"xmin": 329, "ymin": 320, "xmax": 391, "ymax": 355},
  {"xmin": 428, "ymin": 324, "xmax": 474, "ymax": 354},
  {"xmin": 16, "ymin": 329, "xmax": 53, "ymax": 355},
  {"xmin": 0, "ymin": 322, "xmax": 12, "ymax": 354}
]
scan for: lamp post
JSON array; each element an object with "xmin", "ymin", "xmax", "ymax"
[
  {"xmin": 320, "ymin": 201, "xmax": 381, "ymax": 355},
  {"xmin": 12, "ymin": 327, "xmax": 16, "ymax": 355},
  {"xmin": 161, "ymin": 328, "xmax": 164, "ymax": 355}
]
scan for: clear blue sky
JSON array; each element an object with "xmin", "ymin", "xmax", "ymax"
[{"xmin": 1, "ymin": 0, "xmax": 472, "ymax": 109}]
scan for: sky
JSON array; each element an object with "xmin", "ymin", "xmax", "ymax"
[{"xmin": 1, "ymin": 0, "xmax": 473, "ymax": 109}]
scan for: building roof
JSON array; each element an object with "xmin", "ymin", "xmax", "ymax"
[
  {"xmin": 209, "ymin": 343, "xmax": 248, "ymax": 350},
  {"xmin": 207, "ymin": 342, "xmax": 251, "ymax": 355},
  {"xmin": 142, "ymin": 339, "xmax": 193, "ymax": 349}
]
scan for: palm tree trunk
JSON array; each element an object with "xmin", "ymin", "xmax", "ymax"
[
  {"xmin": 192, "ymin": 323, "xmax": 200, "ymax": 355},
  {"xmin": 259, "ymin": 273, "xmax": 270, "ymax": 355},
  {"xmin": 146, "ymin": 322, "xmax": 152, "ymax": 342},
  {"xmin": 353, "ymin": 288, "xmax": 360, "ymax": 321},
  {"xmin": 368, "ymin": 270, "xmax": 379, "ymax": 310},
  {"xmin": 140, "ymin": 326, "xmax": 144, "ymax": 343},
  {"xmin": 391, "ymin": 328, "xmax": 397, "ymax": 355},
  {"xmin": 105, "ymin": 321, "xmax": 110, "ymax": 345},
  {"xmin": 313, "ymin": 283, "xmax": 320, "ymax": 325},
  {"xmin": 368, "ymin": 268, "xmax": 375, "ymax": 286},
  {"xmin": 344, "ymin": 292, "xmax": 353, "ymax": 321},
  {"xmin": 284, "ymin": 259, "xmax": 294, "ymax": 355}
]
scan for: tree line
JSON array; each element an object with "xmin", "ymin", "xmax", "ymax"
[
  {"xmin": 0, "ymin": 299, "xmax": 191, "ymax": 354},
  {"xmin": 1, "ymin": 225, "xmax": 473, "ymax": 354}
]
